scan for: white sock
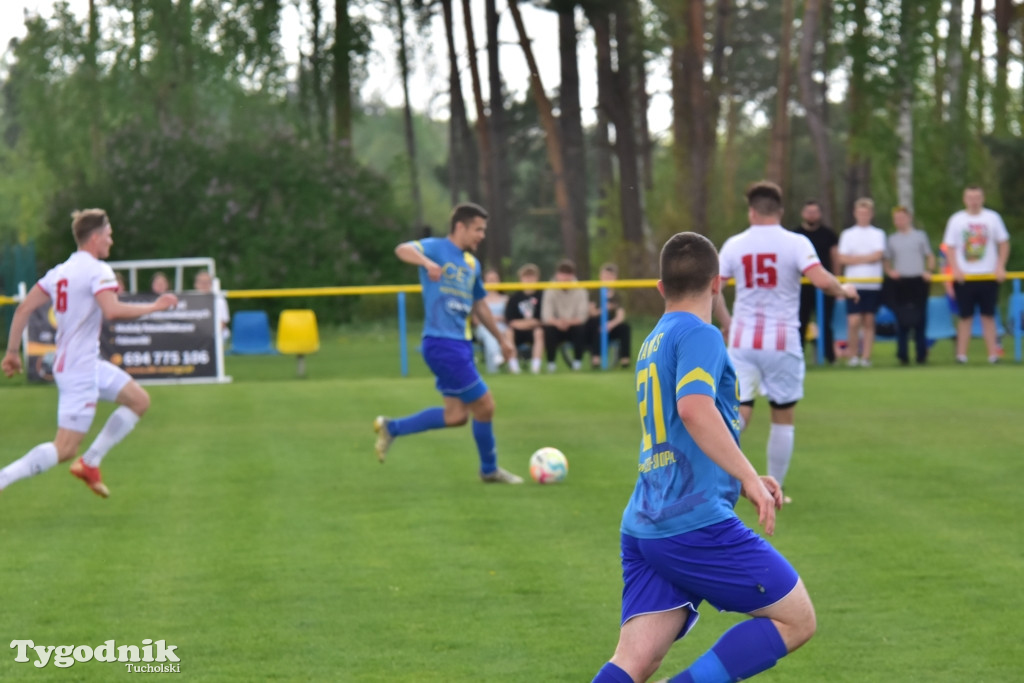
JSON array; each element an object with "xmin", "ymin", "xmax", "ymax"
[
  {"xmin": 547, "ymin": 362, "xmax": 557, "ymax": 373},
  {"xmin": 508, "ymin": 358, "xmax": 521, "ymax": 373},
  {"xmin": 530, "ymin": 358, "xmax": 542, "ymax": 373},
  {"xmin": 82, "ymin": 406, "xmax": 140, "ymax": 467},
  {"xmin": 0, "ymin": 442, "xmax": 59, "ymax": 490},
  {"xmin": 767, "ymin": 423, "xmax": 796, "ymax": 486}
]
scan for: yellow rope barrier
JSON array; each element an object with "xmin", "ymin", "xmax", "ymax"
[{"xmin": 0, "ymin": 274, "xmax": 1021, "ymax": 304}]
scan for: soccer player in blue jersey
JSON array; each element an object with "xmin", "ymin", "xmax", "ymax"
[
  {"xmin": 373, "ymin": 203, "xmax": 523, "ymax": 484},
  {"xmin": 591, "ymin": 232, "xmax": 816, "ymax": 683}
]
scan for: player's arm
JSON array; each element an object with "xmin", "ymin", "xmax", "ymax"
[
  {"xmin": 394, "ymin": 241, "xmax": 442, "ymax": 282},
  {"xmin": 677, "ymin": 394, "xmax": 781, "ymax": 535},
  {"xmin": 2, "ymin": 285, "xmax": 52, "ymax": 377},
  {"xmin": 95, "ymin": 290, "xmax": 178, "ymax": 320},
  {"xmin": 805, "ymin": 264, "xmax": 858, "ymax": 302},
  {"xmin": 473, "ymin": 298, "xmax": 515, "ymax": 360},
  {"xmin": 712, "ymin": 293, "xmax": 731, "ymax": 332}
]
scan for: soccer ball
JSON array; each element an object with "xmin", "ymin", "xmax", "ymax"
[{"xmin": 529, "ymin": 447, "xmax": 568, "ymax": 484}]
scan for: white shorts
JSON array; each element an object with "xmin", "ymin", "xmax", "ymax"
[
  {"xmin": 56, "ymin": 360, "xmax": 133, "ymax": 432},
  {"xmin": 728, "ymin": 348, "xmax": 805, "ymax": 405}
]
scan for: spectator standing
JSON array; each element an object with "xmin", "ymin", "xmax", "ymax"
[
  {"xmin": 884, "ymin": 207, "xmax": 935, "ymax": 365},
  {"xmin": 942, "ymin": 185, "xmax": 1011, "ymax": 364},
  {"xmin": 838, "ymin": 198, "xmax": 886, "ymax": 367},
  {"xmin": 793, "ymin": 200, "xmax": 840, "ymax": 363}
]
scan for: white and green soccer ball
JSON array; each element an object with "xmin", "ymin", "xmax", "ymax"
[{"xmin": 529, "ymin": 447, "xmax": 568, "ymax": 484}]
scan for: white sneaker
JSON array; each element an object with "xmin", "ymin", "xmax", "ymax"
[
  {"xmin": 956, "ymin": 355, "xmax": 968, "ymax": 364},
  {"xmin": 373, "ymin": 416, "xmax": 394, "ymax": 463},
  {"xmin": 571, "ymin": 360, "xmax": 582, "ymax": 371},
  {"xmin": 480, "ymin": 467, "xmax": 524, "ymax": 484},
  {"xmin": 547, "ymin": 362, "xmax": 557, "ymax": 373},
  {"xmin": 847, "ymin": 357, "xmax": 861, "ymax": 367},
  {"xmin": 530, "ymin": 359, "xmax": 542, "ymax": 374},
  {"xmin": 508, "ymin": 358, "xmax": 522, "ymax": 374},
  {"xmin": 859, "ymin": 359, "xmax": 872, "ymax": 368}
]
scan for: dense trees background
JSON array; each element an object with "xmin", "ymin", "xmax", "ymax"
[{"xmin": 2, "ymin": 0, "xmax": 1023, "ymax": 319}]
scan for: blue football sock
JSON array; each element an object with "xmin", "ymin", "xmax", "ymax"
[
  {"xmin": 472, "ymin": 419, "xmax": 498, "ymax": 474},
  {"xmin": 592, "ymin": 661, "xmax": 634, "ymax": 683},
  {"xmin": 388, "ymin": 407, "xmax": 447, "ymax": 437},
  {"xmin": 670, "ymin": 618, "xmax": 787, "ymax": 683}
]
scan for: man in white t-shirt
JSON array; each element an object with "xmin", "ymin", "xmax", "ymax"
[
  {"xmin": 942, "ymin": 185, "xmax": 1011, "ymax": 363},
  {"xmin": 1, "ymin": 209, "xmax": 178, "ymax": 498},
  {"xmin": 837, "ymin": 198, "xmax": 887, "ymax": 367},
  {"xmin": 715, "ymin": 181, "xmax": 857, "ymax": 498}
]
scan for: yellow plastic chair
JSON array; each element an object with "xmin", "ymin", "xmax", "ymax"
[{"xmin": 276, "ymin": 309, "xmax": 320, "ymax": 377}]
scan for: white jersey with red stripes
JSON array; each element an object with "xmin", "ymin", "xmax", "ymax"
[
  {"xmin": 36, "ymin": 251, "xmax": 119, "ymax": 376},
  {"xmin": 719, "ymin": 224, "xmax": 821, "ymax": 354}
]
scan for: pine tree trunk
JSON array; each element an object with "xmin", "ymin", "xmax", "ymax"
[
  {"xmin": 798, "ymin": 0, "xmax": 834, "ymax": 226},
  {"xmin": 442, "ymin": 0, "xmax": 479, "ymax": 205},
  {"xmin": 993, "ymin": 0, "xmax": 1011, "ymax": 137},
  {"xmin": 485, "ymin": 0, "xmax": 509, "ymax": 266},
  {"xmin": 333, "ymin": 0, "xmax": 353, "ymax": 149},
  {"xmin": 460, "ymin": 0, "xmax": 492, "ymax": 217},
  {"xmin": 395, "ymin": 0, "xmax": 423, "ymax": 231},
  {"xmin": 766, "ymin": 0, "xmax": 794, "ymax": 185},
  {"xmin": 946, "ymin": 0, "xmax": 965, "ymax": 182},
  {"xmin": 558, "ymin": 6, "xmax": 590, "ymax": 276},
  {"xmin": 508, "ymin": 0, "xmax": 576, "ymax": 264}
]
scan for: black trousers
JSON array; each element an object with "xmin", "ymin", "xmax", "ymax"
[
  {"xmin": 543, "ymin": 324, "xmax": 587, "ymax": 364},
  {"xmin": 890, "ymin": 276, "xmax": 930, "ymax": 363},
  {"xmin": 798, "ymin": 285, "xmax": 836, "ymax": 363},
  {"xmin": 585, "ymin": 317, "xmax": 632, "ymax": 361}
]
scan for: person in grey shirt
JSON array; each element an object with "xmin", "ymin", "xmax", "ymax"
[{"xmin": 884, "ymin": 206, "xmax": 936, "ymax": 364}]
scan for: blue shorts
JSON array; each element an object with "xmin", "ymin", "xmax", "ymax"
[
  {"xmin": 422, "ymin": 337, "xmax": 488, "ymax": 403},
  {"xmin": 620, "ymin": 517, "xmax": 799, "ymax": 641},
  {"xmin": 847, "ymin": 289, "xmax": 881, "ymax": 314}
]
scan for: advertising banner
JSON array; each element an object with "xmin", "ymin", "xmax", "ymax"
[{"xmin": 27, "ymin": 292, "xmax": 224, "ymax": 383}]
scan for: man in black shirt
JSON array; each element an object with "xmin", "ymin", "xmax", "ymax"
[
  {"xmin": 503, "ymin": 263, "xmax": 545, "ymax": 374},
  {"xmin": 794, "ymin": 200, "xmax": 840, "ymax": 363}
]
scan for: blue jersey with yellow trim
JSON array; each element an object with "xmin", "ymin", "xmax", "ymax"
[
  {"xmin": 621, "ymin": 311, "xmax": 742, "ymax": 539},
  {"xmin": 411, "ymin": 237, "xmax": 486, "ymax": 340}
]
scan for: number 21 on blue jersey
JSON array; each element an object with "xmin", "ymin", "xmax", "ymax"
[{"xmin": 636, "ymin": 362, "xmax": 668, "ymax": 451}]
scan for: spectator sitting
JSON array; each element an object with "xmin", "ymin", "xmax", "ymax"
[
  {"xmin": 541, "ymin": 259, "xmax": 589, "ymax": 372},
  {"xmin": 194, "ymin": 270, "xmax": 231, "ymax": 341},
  {"xmin": 503, "ymin": 263, "xmax": 545, "ymax": 374},
  {"xmin": 586, "ymin": 263, "xmax": 632, "ymax": 369},
  {"xmin": 473, "ymin": 269, "xmax": 509, "ymax": 373}
]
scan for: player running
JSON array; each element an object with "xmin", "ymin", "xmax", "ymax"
[
  {"xmin": 1, "ymin": 209, "xmax": 178, "ymax": 497},
  {"xmin": 373, "ymin": 203, "xmax": 523, "ymax": 484},
  {"xmin": 714, "ymin": 181, "xmax": 857, "ymax": 500},
  {"xmin": 591, "ymin": 231, "xmax": 815, "ymax": 683}
]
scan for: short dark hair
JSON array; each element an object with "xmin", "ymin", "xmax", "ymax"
[
  {"xmin": 660, "ymin": 232, "xmax": 719, "ymax": 300},
  {"xmin": 746, "ymin": 181, "xmax": 783, "ymax": 216},
  {"xmin": 802, "ymin": 199, "xmax": 820, "ymax": 208},
  {"xmin": 964, "ymin": 184, "xmax": 984, "ymax": 193},
  {"xmin": 71, "ymin": 209, "xmax": 109, "ymax": 245},
  {"xmin": 450, "ymin": 203, "xmax": 488, "ymax": 233},
  {"xmin": 555, "ymin": 259, "xmax": 576, "ymax": 275}
]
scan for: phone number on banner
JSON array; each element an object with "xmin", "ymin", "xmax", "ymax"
[{"xmin": 121, "ymin": 350, "xmax": 212, "ymax": 367}]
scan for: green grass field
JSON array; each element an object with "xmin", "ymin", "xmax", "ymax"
[{"xmin": 1, "ymin": 326, "xmax": 1022, "ymax": 681}]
